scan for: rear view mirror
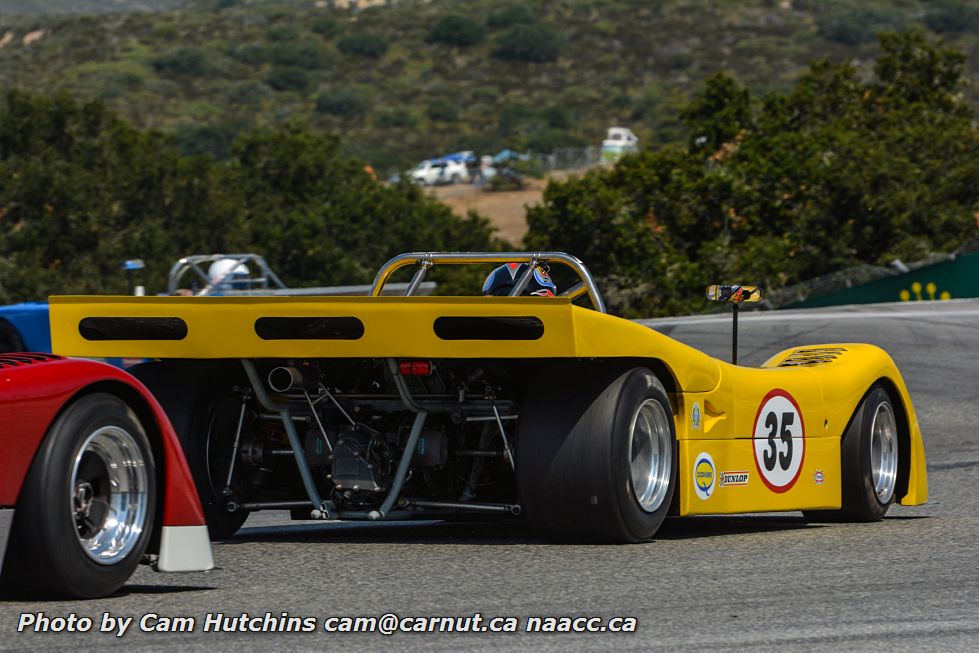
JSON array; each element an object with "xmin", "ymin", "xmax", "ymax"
[
  {"xmin": 705, "ymin": 284, "xmax": 763, "ymax": 365},
  {"xmin": 706, "ymin": 284, "xmax": 762, "ymax": 304}
]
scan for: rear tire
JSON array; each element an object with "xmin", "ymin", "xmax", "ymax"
[
  {"xmin": 2, "ymin": 393, "xmax": 156, "ymax": 598},
  {"xmin": 804, "ymin": 385, "xmax": 898, "ymax": 522},
  {"xmin": 188, "ymin": 394, "xmax": 250, "ymax": 540},
  {"xmin": 517, "ymin": 366, "xmax": 677, "ymax": 542}
]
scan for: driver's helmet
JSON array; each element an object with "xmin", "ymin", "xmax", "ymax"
[
  {"xmin": 482, "ymin": 263, "xmax": 557, "ymax": 297},
  {"xmin": 207, "ymin": 258, "xmax": 250, "ymax": 290}
]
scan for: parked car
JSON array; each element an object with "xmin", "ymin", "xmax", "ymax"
[{"xmin": 408, "ymin": 154, "xmax": 472, "ymax": 186}]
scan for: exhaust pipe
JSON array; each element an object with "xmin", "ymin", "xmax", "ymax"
[{"xmin": 268, "ymin": 366, "xmax": 319, "ymax": 393}]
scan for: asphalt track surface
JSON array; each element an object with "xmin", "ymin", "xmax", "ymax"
[{"xmin": 3, "ymin": 300, "xmax": 978, "ymax": 652}]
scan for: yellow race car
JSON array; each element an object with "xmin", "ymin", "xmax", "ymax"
[{"xmin": 48, "ymin": 252, "xmax": 927, "ymax": 542}]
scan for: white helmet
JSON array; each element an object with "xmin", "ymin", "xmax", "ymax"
[{"xmin": 207, "ymin": 258, "xmax": 249, "ymax": 288}]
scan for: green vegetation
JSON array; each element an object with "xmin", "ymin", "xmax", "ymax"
[
  {"xmin": 1, "ymin": 2, "xmax": 978, "ymax": 317},
  {"xmin": 336, "ymin": 32, "xmax": 389, "ymax": 59},
  {"xmin": 315, "ymin": 86, "xmax": 368, "ymax": 117},
  {"xmin": 428, "ymin": 14, "xmax": 484, "ymax": 47},
  {"xmin": 0, "ymin": 90, "xmax": 499, "ymax": 302},
  {"xmin": 526, "ymin": 31, "xmax": 979, "ymax": 317},
  {"xmin": 486, "ymin": 5, "xmax": 535, "ymax": 29},
  {"xmin": 5, "ymin": 0, "xmax": 979, "ymax": 174},
  {"xmin": 0, "ymin": 1, "xmax": 190, "ymax": 14},
  {"xmin": 491, "ymin": 23, "xmax": 563, "ymax": 63}
]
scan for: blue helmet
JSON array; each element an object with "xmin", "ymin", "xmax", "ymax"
[{"xmin": 482, "ymin": 263, "xmax": 557, "ymax": 297}]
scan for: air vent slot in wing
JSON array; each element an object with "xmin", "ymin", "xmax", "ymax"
[
  {"xmin": 79, "ymin": 317, "xmax": 188, "ymax": 341},
  {"xmin": 255, "ymin": 317, "xmax": 364, "ymax": 340},
  {"xmin": 434, "ymin": 316, "xmax": 544, "ymax": 341}
]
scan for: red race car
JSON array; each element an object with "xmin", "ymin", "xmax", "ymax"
[{"xmin": 0, "ymin": 353, "xmax": 212, "ymax": 598}]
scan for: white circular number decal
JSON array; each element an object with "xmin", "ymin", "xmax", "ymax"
[{"xmin": 752, "ymin": 389, "xmax": 805, "ymax": 493}]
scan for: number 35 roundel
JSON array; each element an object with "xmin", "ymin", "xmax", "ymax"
[{"xmin": 752, "ymin": 389, "xmax": 805, "ymax": 493}]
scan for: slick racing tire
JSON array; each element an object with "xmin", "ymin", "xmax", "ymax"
[
  {"xmin": 804, "ymin": 385, "xmax": 899, "ymax": 523},
  {"xmin": 2, "ymin": 393, "xmax": 156, "ymax": 598},
  {"xmin": 517, "ymin": 365, "xmax": 677, "ymax": 543},
  {"xmin": 188, "ymin": 393, "xmax": 251, "ymax": 541}
]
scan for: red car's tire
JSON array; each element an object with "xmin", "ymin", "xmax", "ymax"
[{"xmin": 3, "ymin": 393, "xmax": 156, "ymax": 598}]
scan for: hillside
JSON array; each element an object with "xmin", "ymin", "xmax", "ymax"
[
  {"xmin": 0, "ymin": 0, "xmax": 191, "ymax": 14},
  {"xmin": 1, "ymin": 0, "xmax": 978, "ymax": 175}
]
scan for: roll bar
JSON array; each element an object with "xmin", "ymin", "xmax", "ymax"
[
  {"xmin": 167, "ymin": 253, "xmax": 287, "ymax": 296},
  {"xmin": 369, "ymin": 251, "xmax": 607, "ymax": 313}
]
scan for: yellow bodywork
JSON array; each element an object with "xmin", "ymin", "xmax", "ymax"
[{"xmin": 49, "ymin": 294, "xmax": 926, "ymax": 514}]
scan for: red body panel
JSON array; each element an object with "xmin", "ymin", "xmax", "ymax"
[{"xmin": 0, "ymin": 356, "xmax": 205, "ymax": 527}]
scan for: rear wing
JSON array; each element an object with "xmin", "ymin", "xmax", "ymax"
[{"xmin": 49, "ymin": 294, "xmax": 582, "ymax": 360}]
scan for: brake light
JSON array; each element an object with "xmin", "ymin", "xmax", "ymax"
[{"xmin": 399, "ymin": 360, "xmax": 432, "ymax": 376}]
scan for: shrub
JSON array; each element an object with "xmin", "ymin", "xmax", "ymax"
[
  {"xmin": 525, "ymin": 128, "xmax": 578, "ymax": 154},
  {"xmin": 428, "ymin": 14, "xmax": 485, "ymax": 47},
  {"xmin": 311, "ymin": 16, "xmax": 342, "ymax": 38},
  {"xmin": 268, "ymin": 40, "xmax": 333, "ymax": 69},
  {"xmin": 923, "ymin": 0, "xmax": 979, "ymax": 34},
  {"xmin": 487, "ymin": 170, "xmax": 524, "ymax": 191},
  {"xmin": 337, "ymin": 32, "xmax": 389, "ymax": 59},
  {"xmin": 315, "ymin": 87, "xmax": 368, "ymax": 117},
  {"xmin": 225, "ymin": 80, "xmax": 270, "ymax": 105},
  {"xmin": 487, "ymin": 5, "xmax": 534, "ymax": 29},
  {"xmin": 816, "ymin": 6, "xmax": 899, "ymax": 45},
  {"xmin": 266, "ymin": 25, "xmax": 299, "ymax": 42},
  {"xmin": 542, "ymin": 104, "xmax": 570, "ymax": 129},
  {"xmin": 374, "ymin": 108, "xmax": 415, "ymax": 128},
  {"xmin": 426, "ymin": 98, "xmax": 459, "ymax": 122},
  {"xmin": 496, "ymin": 101, "xmax": 534, "ymax": 135},
  {"xmin": 491, "ymin": 23, "xmax": 563, "ymax": 63},
  {"xmin": 152, "ymin": 48, "xmax": 211, "ymax": 77},
  {"xmin": 265, "ymin": 66, "xmax": 310, "ymax": 93},
  {"xmin": 174, "ymin": 121, "xmax": 240, "ymax": 159},
  {"xmin": 233, "ymin": 42, "xmax": 268, "ymax": 65}
]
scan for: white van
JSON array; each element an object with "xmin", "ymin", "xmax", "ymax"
[{"xmin": 601, "ymin": 127, "xmax": 639, "ymax": 163}]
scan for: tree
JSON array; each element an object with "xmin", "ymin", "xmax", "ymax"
[
  {"xmin": 680, "ymin": 73, "xmax": 752, "ymax": 151},
  {"xmin": 525, "ymin": 31, "xmax": 979, "ymax": 317},
  {"xmin": 0, "ymin": 93, "xmax": 503, "ymax": 302},
  {"xmin": 217, "ymin": 124, "xmax": 501, "ymax": 293}
]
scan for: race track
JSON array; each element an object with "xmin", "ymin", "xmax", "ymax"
[{"xmin": 3, "ymin": 300, "xmax": 978, "ymax": 652}]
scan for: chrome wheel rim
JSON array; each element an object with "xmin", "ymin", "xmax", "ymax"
[
  {"xmin": 870, "ymin": 401, "xmax": 898, "ymax": 504},
  {"xmin": 71, "ymin": 425, "xmax": 149, "ymax": 565},
  {"xmin": 628, "ymin": 399, "xmax": 673, "ymax": 512}
]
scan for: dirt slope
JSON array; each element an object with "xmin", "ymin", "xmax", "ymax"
[{"xmin": 430, "ymin": 172, "xmax": 579, "ymax": 247}]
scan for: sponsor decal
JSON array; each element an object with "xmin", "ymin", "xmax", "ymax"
[
  {"xmin": 693, "ymin": 452, "xmax": 715, "ymax": 500},
  {"xmin": 813, "ymin": 469, "xmax": 825, "ymax": 485},
  {"xmin": 752, "ymin": 389, "xmax": 806, "ymax": 494},
  {"xmin": 719, "ymin": 471, "xmax": 750, "ymax": 487},
  {"xmin": 691, "ymin": 402, "xmax": 701, "ymax": 431}
]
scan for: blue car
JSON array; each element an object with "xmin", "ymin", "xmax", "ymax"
[{"xmin": 0, "ymin": 301, "xmax": 50, "ymax": 353}]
